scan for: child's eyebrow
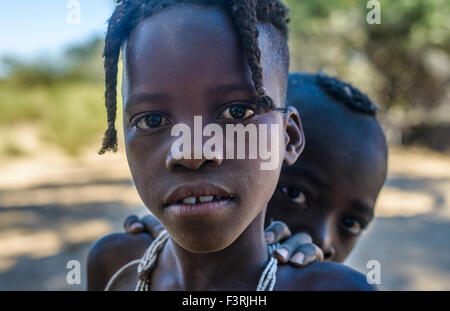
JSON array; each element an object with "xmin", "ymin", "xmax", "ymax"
[
  {"xmin": 286, "ymin": 166, "xmax": 330, "ymax": 189},
  {"xmin": 206, "ymin": 82, "xmax": 256, "ymax": 97},
  {"xmin": 125, "ymin": 84, "xmax": 254, "ymax": 110},
  {"xmin": 125, "ymin": 92, "xmax": 171, "ymax": 109},
  {"xmin": 350, "ymin": 201, "xmax": 375, "ymax": 220}
]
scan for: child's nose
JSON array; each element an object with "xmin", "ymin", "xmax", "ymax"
[
  {"xmin": 321, "ymin": 244, "xmax": 335, "ymax": 260},
  {"xmin": 313, "ymin": 224, "xmax": 335, "ymax": 260},
  {"xmin": 165, "ymin": 153, "xmax": 223, "ymax": 171}
]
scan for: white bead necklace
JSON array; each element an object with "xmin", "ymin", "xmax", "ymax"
[{"xmin": 134, "ymin": 230, "xmax": 279, "ymax": 291}]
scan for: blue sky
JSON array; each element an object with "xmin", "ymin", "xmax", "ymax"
[{"xmin": 0, "ymin": 0, "xmax": 115, "ymax": 60}]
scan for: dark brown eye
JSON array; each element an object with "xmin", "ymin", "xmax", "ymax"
[
  {"xmin": 280, "ymin": 186, "xmax": 308, "ymax": 205},
  {"xmin": 341, "ymin": 217, "xmax": 363, "ymax": 235},
  {"xmin": 222, "ymin": 104, "xmax": 254, "ymax": 119},
  {"xmin": 135, "ymin": 113, "xmax": 169, "ymax": 130}
]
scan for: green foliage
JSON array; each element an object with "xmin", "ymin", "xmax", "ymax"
[
  {"xmin": 0, "ymin": 80, "xmax": 107, "ymax": 156},
  {"xmin": 0, "ymin": 1, "xmax": 448, "ymax": 156},
  {"xmin": 41, "ymin": 83, "xmax": 106, "ymax": 156},
  {"xmin": 285, "ymin": 0, "xmax": 450, "ymax": 111},
  {"xmin": 0, "ymin": 38, "xmax": 109, "ymax": 156}
]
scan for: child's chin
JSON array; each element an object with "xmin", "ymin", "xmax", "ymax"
[{"xmin": 170, "ymin": 230, "xmax": 239, "ymax": 254}]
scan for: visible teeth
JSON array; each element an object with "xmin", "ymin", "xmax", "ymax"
[
  {"xmin": 199, "ymin": 196, "xmax": 214, "ymax": 203},
  {"xmin": 182, "ymin": 196, "xmax": 197, "ymax": 204},
  {"xmin": 180, "ymin": 195, "xmax": 234, "ymax": 204}
]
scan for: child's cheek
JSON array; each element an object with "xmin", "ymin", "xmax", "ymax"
[
  {"xmin": 226, "ymin": 112, "xmax": 284, "ymax": 211},
  {"xmin": 123, "ymin": 112, "xmax": 284, "ymax": 215},
  {"xmin": 124, "ymin": 127, "xmax": 171, "ymax": 209}
]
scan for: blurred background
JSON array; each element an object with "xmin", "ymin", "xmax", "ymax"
[{"xmin": 0, "ymin": 0, "xmax": 449, "ymax": 290}]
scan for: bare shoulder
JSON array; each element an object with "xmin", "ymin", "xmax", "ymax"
[
  {"xmin": 277, "ymin": 261, "xmax": 377, "ymax": 291},
  {"xmin": 87, "ymin": 232, "xmax": 153, "ymax": 291}
]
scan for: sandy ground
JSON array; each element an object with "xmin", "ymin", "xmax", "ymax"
[{"xmin": 0, "ymin": 146, "xmax": 449, "ymax": 290}]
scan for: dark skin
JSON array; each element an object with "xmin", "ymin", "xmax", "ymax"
[
  {"xmin": 124, "ymin": 76, "xmax": 388, "ymax": 265},
  {"xmin": 267, "ymin": 77, "xmax": 388, "ymax": 263},
  {"xmin": 88, "ymin": 4, "xmax": 375, "ymax": 291}
]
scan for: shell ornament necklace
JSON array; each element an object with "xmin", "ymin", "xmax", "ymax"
[{"xmin": 130, "ymin": 230, "xmax": 279, "ymax": 291}]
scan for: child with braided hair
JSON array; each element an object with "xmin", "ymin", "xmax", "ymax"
[
  {"xmin": 123, "ymin": 72, "xmax": 388, "ymax": 266},
  {"xmin": 87, "ymin": 0, "xmax": 375, "ymax": 291},
  {"xmin": 266, "ymin": 72, "xmax": 387, "ymax": 264}
]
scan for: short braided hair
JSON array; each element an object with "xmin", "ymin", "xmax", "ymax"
[
  {"xmin": 99, "ymin": 0, "xmax": 290, "ymax": 154},
  {"xmin": 315, "ymin": 73, "xmax": 378, "ymax": 117},
  {"xmin": 288, "ymin": 72, "xmax": 378, "ymax": 117}
]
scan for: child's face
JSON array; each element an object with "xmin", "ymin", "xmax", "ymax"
[
  {"xmin": 122, "ymin": 5, "xmax": 301, "ymax": 253},
  {"xmin": 266, "ymin": 88, "xmax": 387, "ymax": 263}
]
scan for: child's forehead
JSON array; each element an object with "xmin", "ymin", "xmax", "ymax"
[
  {"xmin": 285, "ymin": 126, "xmax": 386, "ymax": 200},
  {"xmin": 290, "ymin": 87, "xmax": 384, "ymax": 151},
  {"xmin": 304, "ymin": 115, "xmax": 385, "ymax": 174},
  {"xmin": 126, "ymin": 4, "xmax": 237, "ymax": 55},
  {"xmin": 122, "ymin": 4, "xmax": 286, "ymax": 107},
  {"xmin": 123, "ymin": 5, "xmax": 248, "ymax": 91},
  {"xmin": 136, "ymin": 4, "xmax": 231, "ymax": 35},
  {"xmin": 283, "ymin": 141, "xmax": 384, "ymax": 205},
  {"xmin": 285, "ymin": 90, "xmax": 387, "ymax": 188}
]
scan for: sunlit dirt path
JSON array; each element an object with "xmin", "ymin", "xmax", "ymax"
[{"xmin": 0, "ymin": 147, "xmax": 449, "ymax": 290}]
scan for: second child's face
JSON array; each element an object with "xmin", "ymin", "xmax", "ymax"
[
  {"xmin": 267, "ymin": 91, "xmax": 387, "ymax": 263},
  {"xmin": 122, "ymin": 5, "xmax": 301, "ymax": 253}
]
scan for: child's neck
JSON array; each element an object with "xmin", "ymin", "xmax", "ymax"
[{"xmin": 153, "ymin": 210, "xmax": 269, "ymax": 291}]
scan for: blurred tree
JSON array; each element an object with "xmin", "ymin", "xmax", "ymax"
[
  {"xmin": 363, "ymin": 0, "xmax": 449, "ymax": 110},
  {"xmin": 64, "ymin": 37, "xmax": 104, "ymax": 82},
  {"xmin": 0, "ymin": 37, "xmax": 107, "ymax": 156},
  {"xmin": 1, "ymin": 57, "xmax": 62, "ymax": 87},
  {"xmin": 1, "ymin": 1, "xmax": 449, "ymax": 154},
  {"xmin": 285, "ymin": 0, "xmax": 450, "ymax": 112}
]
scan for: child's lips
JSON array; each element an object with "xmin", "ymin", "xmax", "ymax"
[
  {"xmin": 175, "ymin": 195, "xmax": 233, "ymax": 204},
  {"xmin": 163, "ymin": 183, "xmax": 235, "ymax": 216},
  {"xmin": 165, "ymin": 198, "xmax": 235, "ymax": 217}
]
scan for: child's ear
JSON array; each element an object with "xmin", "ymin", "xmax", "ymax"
[{"xmin": 283, "ymin": 106, "xmax": 305, "ymax": 166}]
